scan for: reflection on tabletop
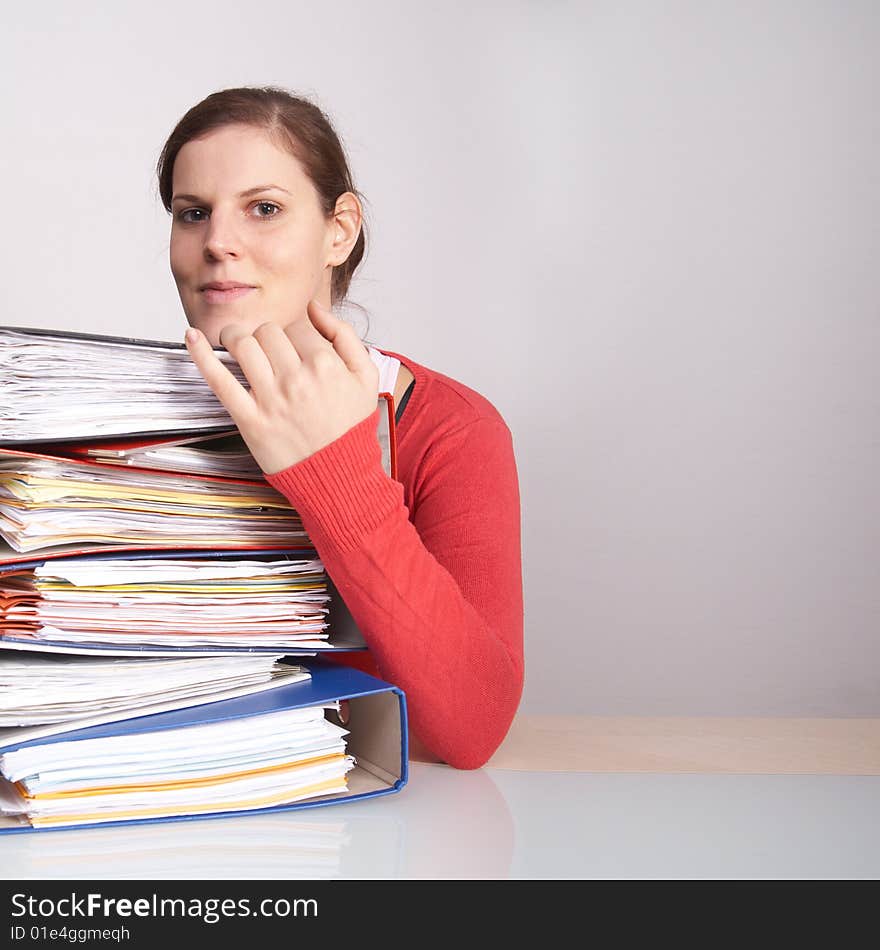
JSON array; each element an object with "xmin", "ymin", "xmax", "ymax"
[{"xmin": 2, "ymin": 763, "xmax": 515, "ymax": 880}]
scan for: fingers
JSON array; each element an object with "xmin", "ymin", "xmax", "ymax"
[
  {"xmin": 219, "ymin": 323, "xmax": 277, "ymax": 379},
  {"xmin": 305, "ymin": 300, "xmax": 374, "ymax": 376},
  {"xmin": 219, "ymin": 323, "xmax": 301, "ymax": 407},
  {"xmin": 251, "ymin": 321, "xmax": 302, "ymax": 377},
  {"xmin": 184, "ymin": 327, "xmax": 256, "ymax": 422},
  {"xmin": 283, "ymin": 313, "xmax": 336, "ymax": 365}
]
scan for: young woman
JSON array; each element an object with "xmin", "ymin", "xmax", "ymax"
[{"xmin": 157, "ymin": 86, "xmax": 523, "ymax": 769}]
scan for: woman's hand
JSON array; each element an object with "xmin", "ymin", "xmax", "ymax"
[{"xmin": 184, "ymin": 299, "xmax": 379, "ymax": 475}]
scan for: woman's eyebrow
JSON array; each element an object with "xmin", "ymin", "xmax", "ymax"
[{"xmin": 171, "ymin": 184, "xmax": 293, "ymax": 204}]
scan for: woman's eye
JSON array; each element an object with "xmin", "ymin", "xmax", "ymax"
[
  {"xmin": 253, "ymin": 201, "xmax": 281, "ymax": 218},
  {"xmin": 178, "ymin": 208, "xmax": 207, "ymax": 224}
]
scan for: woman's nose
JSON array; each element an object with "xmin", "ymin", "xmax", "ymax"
[{"xmin": 202, "ymin": 211, "xmax": 242, "ymax": 260}]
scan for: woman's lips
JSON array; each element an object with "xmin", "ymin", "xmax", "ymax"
[{"xmin": 201, "ymin": 286, "xmax": 256, "ymax": 304}]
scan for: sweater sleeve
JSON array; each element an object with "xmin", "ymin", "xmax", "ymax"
[{"xmin": 264, "ymin": 407, "xmax": 524, "ymax": 770}]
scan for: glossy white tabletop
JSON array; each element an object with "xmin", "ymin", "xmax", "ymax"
[{"xmin": 3, "ymin": 763, "xmax": 879, "ymax": 879}]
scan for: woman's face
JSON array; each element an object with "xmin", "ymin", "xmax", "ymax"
[{"xmin": 169, "ymin": 124, "xmax": 336, "ymax": 346}]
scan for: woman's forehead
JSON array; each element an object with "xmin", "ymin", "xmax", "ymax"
[{"xmin": 173, "ymin": 125, "xmax": 308, "ymax": 195}]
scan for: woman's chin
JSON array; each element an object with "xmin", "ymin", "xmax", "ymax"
[
  {"xmin": 186, "ymin": 321, "xmax": 221, "ymax": 348},
  {"xmin": 188, "ymin": 312, "xmax": 254, "ymax": 348}
]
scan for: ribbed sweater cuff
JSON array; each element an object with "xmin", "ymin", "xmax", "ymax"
[{"xmin": 264, "ymin": 408, "xmax": 403, "ymax": 556}]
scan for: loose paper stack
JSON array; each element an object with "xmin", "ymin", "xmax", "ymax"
[
  {"xmin": 0, "ymin": 653, "xmax": 309, "ymax": 728},
  {"xmin": 0, "ymin": 326, "xmax": 244, "ymax": 441},
  {"xmin": 67, "ymin": 431, "xmax": 264, "ymax": 480},
  {"xmin": 0, "ymin": 449, "xmax": 306, "ymax": 554},
  {"xmin": 0, "ymin": 556, "xmax": 331, "ymax": 652},
  {"xmin": 0, "ymin": 703, "xmax": 354, "ymax": 828}
]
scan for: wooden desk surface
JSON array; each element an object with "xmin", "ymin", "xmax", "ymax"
[{"xmin": 487, "ymin": 715, "xmax": 880, "ymax": 774}]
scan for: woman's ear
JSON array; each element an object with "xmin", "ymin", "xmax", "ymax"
[{"xmin": 327, "ymin": 192, "xmax": 362, "ymax": 266}]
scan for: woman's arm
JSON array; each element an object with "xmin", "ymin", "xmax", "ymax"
[{"xmin": 265, "ymin": 408, "xmax": 524, "ymax": 770}]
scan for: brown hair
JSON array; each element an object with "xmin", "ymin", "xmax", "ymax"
[{"xmin": 156, "ymin": 86, "xmax": 367, "ymax": 305}]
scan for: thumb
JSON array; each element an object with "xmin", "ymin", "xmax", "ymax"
[
  {"xmin": 306, "ymin": 299, "xmax": 341, "ymax": 338},
  {"xmin": 306, "ymin": 299, "xmax": 373, "ymax": 376}
]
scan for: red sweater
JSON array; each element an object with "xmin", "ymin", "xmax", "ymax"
[{"xmin": 264, "ymin": 350, "xmax": 523, "ymax": 770}]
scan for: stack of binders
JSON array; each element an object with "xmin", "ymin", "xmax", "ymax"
[{"xmin": 0, "ymin": 325, "xmax": 408, "ymax": 834}]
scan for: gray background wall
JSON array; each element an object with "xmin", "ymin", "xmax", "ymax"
[{"xmin": 1, "ymin": 1, "xmax": 877, "ymax": 715}]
